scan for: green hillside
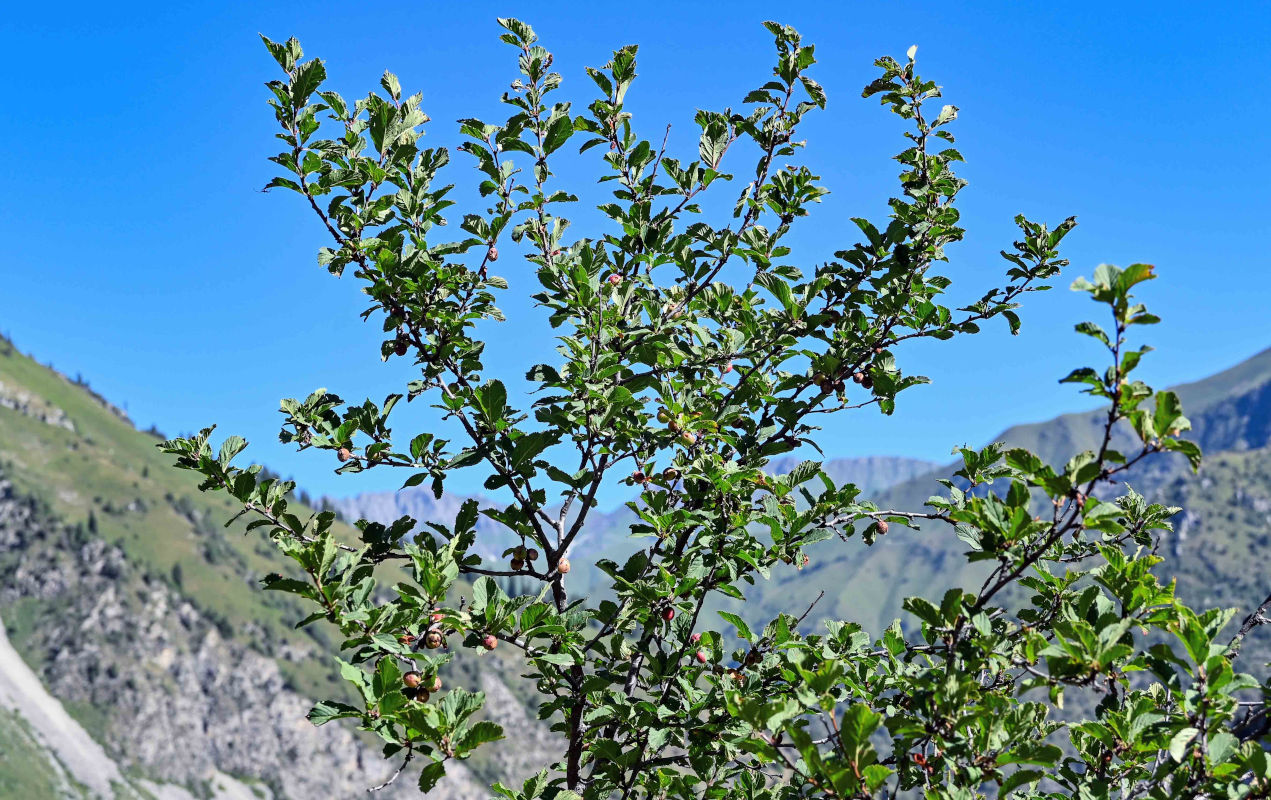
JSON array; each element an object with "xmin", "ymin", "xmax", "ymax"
[
  {"xmin": 0, "ymin": 335, "xmax": 552, "ymax": 796},
  {"xmin": 0, "ymin": 709, "xmax": 92, "ymax": 799},
  {"xmin": 0, "ymin": 337, "xmax": 343, "ymax": 696}
]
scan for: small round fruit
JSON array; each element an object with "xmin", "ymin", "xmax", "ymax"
[
  {"xmin": 680, "ymin": 431, "xmax": 697, "ymax": 446},
  {"xmin": 607, "ymin": 274, "xmax": 622, "ymax": 286},
  {"xmin": 722, "ymin": 361, "xmax": 733, "ymax": 374},
  {"xmin": 430, "ymin": 676, "xmax": 442, "ymax": 692},
  {"xmin": 695, "ymin": 650, "xmax": 707, "ymax": 664},
  {"xmin": 876, "ymin": 520, "xmax": 890, "ymax": 534},
  {"xmin": 663, "ymin": 467, "xmax": 680, "ymax": 481},
  {"xmin": 487, "ymin": 245, "xmax": 499, "ymax": 262},
  {"xmin": 403, "ymin": 671, "xmax": 422, "ymax": 689},
  {"xmin": 430, "ymin": 612, "xmax": 445, "ymax": 623},
  {"xmin": 510, "ymin": 557, "xmax": 525, "ymax": 571},
  {"xmin": 398, "ymin": 633, "xmax": 416, "ymax": 645},
  {"xmin": 424, "ymin": 631, "xmax": 443, "ymax": 649},
  {"xmin": 662, "ymin": 607, "xmax": 675, "ymax": 622},
  {"xmin": 656, "ymin": 408, "xmax": 671, "ymax": 424},
  {"xmin": 526, "ymin": 548, "xmax": 540, "ymax": 561},
  {"xmin": 852, "ymin": 371, "xmax": 865, "ymax": 384},
  {"xmin": 394, "ymin": 338, "xmax": 409, "ymax": 357},
  {"xmin": 557, "ymin": 558, "xmax": 571, "ymax": 574},
  {"xmin": 337, "ymin": 447, "xmax": 353, "ymax": 462},
  {"xmin": 416, "ymin": 689, "xmax": 431, "ymax": 703},
  {"xmin": 861, "ymin": 375, "xmax": 874, "ymax": 390},
  {"xmin": 482, "ymin": 634, "xmax": 498, "ymax": 651},
  {"xmin": 513, "ymin": 546, "xmax": 527, "ymax": 559},
  {"xmin": 631, "ymin": 470, "xmax": 646, "ymax": 484}
]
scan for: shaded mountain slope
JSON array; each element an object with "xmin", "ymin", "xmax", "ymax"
[{"xmin": 745, "ymin": 346, "xmax": 1271, "ymax": 664}]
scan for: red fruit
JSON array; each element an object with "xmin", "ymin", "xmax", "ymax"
[
  {"xmin": 557, "ymin": 558, "xmax": 571, "ymax": 575},
  {"xmin": 394, "ymin": 337, "xmax": 409, "ymax": 357},
  {"xmin": 430, "ymin": 676, "xmax": 442, "ymax": 692},
  {"xmin": 510, "ymin": 557, "xmax": 525, "ymax": 571},
  {"xmin": 398, "ymin": 634, "xmax": 416, "ymax": 645},
  {"xmin": 662, "ymin": 607, "xmax": 675, "ymax": 622},
  {"xmin": 877, "ymin": 520, "xmax": 890, "ymax": 535},
  {"xmin": 722, "ymin": 361, "xmax": 733, "ymax": 374},
  {"xmin": 487, "ymin": 245, "xmax": 499, "ymax": 262},
  {"xmin": 632, "ymin": 470, "xmax": 646, "ymax": 483},
  {"xmin": 337, "ymin": 447, "xmax": 353, "ymax": 462},
  {"xmin": 680, "ymin": 431, "xmax": 697, "ymax": 446},
  {"xmin": 690, "ymin": 632, "xmax": 701, "ymax": 644},
  {"xmin": 695, "ymin": 650, "xmax": 707, "ymax": 664},
  {"xmin": 802, "ymin": 554, "xmax": 810, "ymax": 567},
  {"xmin": 416, "ymin": 689, "xmax": 431, "ymax": 703},
  {"xmin": 424, "ymin": 631, "xmax": 443, "ymax": 649},
  {"xmin": 608, "ymin": 274, "xmax": 622, "ymax": 286},
  {"xmin": 482, "ymin": 634, "xmax": 498, "ymax": 651},
  {"xmin": 430, "ymin": 612, "xmax": 445, "ymax": 623},
  {"xmin": 526, "ymin": 548, "xmax": 540, "ymax": 561},
  {"xmin": 403, "ymin": 671, "xmax": 422, "ymax": 689}
]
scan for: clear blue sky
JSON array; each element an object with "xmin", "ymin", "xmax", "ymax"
[{"xmin": 3, "ymin": 1, "xmax": 1268, "ymax": 505}]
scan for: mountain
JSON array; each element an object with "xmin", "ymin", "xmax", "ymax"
[
  {"xmin": 330, "ymin": 455, "xmax": 935, "ymax": 564},
  {"xmin": 742, "ymin": 346, "xmax": 1271, "ymax": 673},
  {"xmin": 0, "ymin": 337, "xmax": 507, "ymax": 798},
  {"xmin": 2, "ymin": 325, "xmax": 1269, "ymax": 796}
]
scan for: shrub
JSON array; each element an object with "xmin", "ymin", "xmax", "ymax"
[{"xmin": 159, "ymin": 19, "xmax": 1269, "ymax": 798}]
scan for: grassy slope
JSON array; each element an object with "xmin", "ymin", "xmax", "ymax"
[
  {"xmin": 0, "ymin": 340, "xmax": 548, "ymax": 788},
  {"xmin": 0, "ymin": 342, "xmax": 346, "ymax": 699},
  {"xmin": 0, "ymin": 708, "xmax": 92, "ymax": 799}
]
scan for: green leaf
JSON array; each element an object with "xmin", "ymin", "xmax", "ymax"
[
  {"xmin": 544, "ymin": 114, "xmax": 575, "ymax": 155},
  {"xmin": 456, "ymin": 720, "xmax": 504, "ymax": 755},
  {"xmin": 307, "ymin": 700, "xmax": 361, "ymax": 726},
  {"xmin": 1168, "ymin": 727, "xmax": 1198, "ymax": 762},
  {"xmin": 418, "ymin": 760, "xmax": 447, "ymax": 793},
  {"xmin": 717, "ymin": 611, "xmax": 753, "ymax": 642}
]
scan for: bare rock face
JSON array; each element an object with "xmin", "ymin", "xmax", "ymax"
[
  {"xmin": 0, "ymin": 378, "xmax": 75, "ymax": 431},
  {"xmin": 0, "ymin": 475, "xmax": 484, "ymax": 799}
]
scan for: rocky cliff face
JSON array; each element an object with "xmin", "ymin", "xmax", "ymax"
[{"xmin": 0, "ymin": 472, "xmax": 485, "ymax": 799}]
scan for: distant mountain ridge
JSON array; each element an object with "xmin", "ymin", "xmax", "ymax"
[{"xmin": 327, "ymin": 456, "xmax": 937, "ymax": 555}]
